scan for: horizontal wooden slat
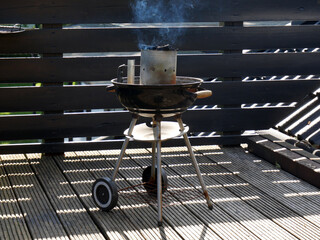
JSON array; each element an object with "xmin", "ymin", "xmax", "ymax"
[
  {"xmin": 198, "ymin": 80, "xmax": 320, "ymax": 105},
  {"xmin": 0, "ymin": 55, "xmax": 135, "ymax": 83},
  {"xmin": 184, "ymin": 107, "xmax": 294, "ymax": 133},
  {"xmin": 0, "ymin": 107, "xmax": 294, "ymax": 141},
  {"xmin": 179, "ymin": 52, "xmax": 320, "ymax": 79},
  {"xmin": 0, "ymin": 134, "xmax": 255, "ymax": 154},
  {"xmin": 1, "ymin": 0, "xmax": 320, "ymax": 23},
  {"xmin": 1, "ymin": 26, "xmax": 320, "ymax": 53},
  {"xmin": 0, "ymin": 80, "xmax": 319, "ymax": 112},
  {"xmin": 1, "ymin": 52, "xmax": 320, "ymax": 83},
  {"xmin": 0, "ymin": 85, "xmax": 122, "ymax": 112}
]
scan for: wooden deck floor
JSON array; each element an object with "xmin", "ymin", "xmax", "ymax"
[{"xmin": 1, "ymin": 145, "xmax": 320, "ymax": 240}]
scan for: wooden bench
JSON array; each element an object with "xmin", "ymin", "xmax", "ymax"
[{"xmin": 0, "ymin": 0, "xmax": 320, "ymax": 154}]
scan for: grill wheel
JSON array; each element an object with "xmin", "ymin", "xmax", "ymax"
[
  {"xmin": 142, "ymin": 166, "xmax": 168, "ymax": 196},
  {"xmin": 92, "ymin": 177, "xmax": 118, "ymax": 211}
]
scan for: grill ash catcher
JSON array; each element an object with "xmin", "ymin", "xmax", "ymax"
[{"xmin": 92, "ymin": 45, "xmax": 213, "ymax": 226}]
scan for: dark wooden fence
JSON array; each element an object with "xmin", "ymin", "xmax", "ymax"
[{"xmin": 0, "ymin": 0, "xmax": 319, "ymax": 153}]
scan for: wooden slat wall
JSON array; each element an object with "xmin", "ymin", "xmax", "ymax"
[
  {"xmin": 1, "ymin": 0, "xmax": 320, "ymax": 153},
  {"xmin": 1, "ymin": 26, "xmax": 320, "ymax": 53},
  {"xmin": 0, "ymin": 80, "xmax": 319, "ymax": 112},
  {"xmin": 1, "ymin": 53, "xmax": 320, "ymax": 83},
  {"xmin": 0, "ymin": 108, "xmax": 294, "ymax": 141},
  {"xmin": 1, "ymin": 0, "xmax": 320, "ymax": 23}
]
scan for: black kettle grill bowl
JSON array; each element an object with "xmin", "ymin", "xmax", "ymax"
[{"xmin": 109, "ymin": 77, "xmax": 203, "ymax": 117}]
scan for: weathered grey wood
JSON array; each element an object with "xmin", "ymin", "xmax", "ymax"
[
  {"xmin": 1, "ymin": 0, "xmax": 320, "ymax": 23},
  {"xmin": 244, "ymin": 140, "xmax": 320, "ymax": 206},
  {"xmin": 1, "ymin": 26, "xmax": 320, "ymax": 53},
  {"xmin": 0, "ymin": 80, "xmax": 318, "ymax": 112},
  {"xmin": 205, "ymin": 146, "xmax": 320, "ymax": 229},
  {"xmin": 124, "ymin": 148, "xmax": 262, "ymax": 240},
  {"xmin": 52, "ymin": 154, "xmax": 149, "ymax": 240},
  {"xmin": 2, "ymin": 147, "xmax": 320, "ymax": 239},
  {"xmin": 261, "ymin": 131, "xmax": 320, "ymax": 163},
  {"xmin": 2, "ymin": 53, "xmax": 320, "ymax": 83},
  {"xmin": 0, "ymin": 154, "xmax": 69, "ymax": 239},
  {"xmin": 75, "ymin": 150, "xmax": 187, "ymax": 239},
  {"xmin": 84, "ymin": 150, "xmax": 222, "ymax": 239},
  {"xmin": 0, "ymin": 107, "xmax": 294, "ymax": 141},
  {"xmin": 0, "ymin": 162, "xmax": 32, "ymax": 240},
  {"xmin": 247, "ymin": 135, "xmax": 320, "ymax": 188},
  {"xmin": 25, "ymin": 153, "xmax": 106, "ymax": 239},
  {"xmin": 191, "ymin": 146, "xmax": 320, "ymax": 239},
  {"xmin": 160, "ymin": 147, "xmax": 308, "ymax": 239}
]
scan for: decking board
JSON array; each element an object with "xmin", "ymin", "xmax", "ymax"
[
  {"xmin": 108, "ymin": 150, "xmax": 222, "ymax": 240},
  {"xmin": 97, "ymin": 150, "xmax": 221, "ymax": 239},
  {"xmin": 75, "ymin": 150, "xmax": 184, "ymax": 240},
  {"xmin": 192, "ymin": 149, "xmax": 320, "ymax": 240},
  {"xmin": 156, "ymin": 147, "xmax": 296, "ymax": 240},
  {"xmin": 53, "ymin": 153, "xmax": 145, "ymax": 240},
  {"xmin": 196, "ymin": 146, "xmax": 320, "ymax": 232},
  {"xmin": 0, "ymin": 154, "xmax": 69, "ymax": 240},
  {"xmin": 0, "ymin": 162, "xmax": 32, "ymax": 240},
  {"xmin": 25, "ymin": 153, "xmax": 105, "ymax": 240},
  {"xmin": 246, "ymin": 133, "xmax": 320, "ymax": 206},
  {"xmin": 1, "ymin": 146, "xmax": 320, "ymax": 240},
  {"xmin": 124, "ymin": 148, "xmax": 260, "ymax": 240}
]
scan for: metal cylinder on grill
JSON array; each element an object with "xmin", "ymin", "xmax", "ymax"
[{"xmin": 140, "ymin": 48, "xmax": 177, "ymax": 85}]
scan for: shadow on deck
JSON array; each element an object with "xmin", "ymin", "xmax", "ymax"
[{"xmin": 1, "ymin": 145, "xmax": 320, "ymax": 240}]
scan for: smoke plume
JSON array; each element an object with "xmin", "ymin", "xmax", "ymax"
[{"xmin": 131, "ymin": 0, "xmax": 198, "ymax": 49}]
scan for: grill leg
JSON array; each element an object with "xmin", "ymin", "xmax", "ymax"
[
  {"xmin": 111, "ymin": 116, "xmax": 138, "ymax": 181},
  {"xmin": 176, "ymin": 117, "xmax": 213, "ymax": 210},
  {"xmin": 153, "ymin": 119, "xmax": 163, "ymax": 226},
  {"xmin": 151, "ymin": 119, "xmax": 158, "ymax": 180},
  {"xmin": 151, "ymin": 142, "xmax": 156, "ymax": 181}
]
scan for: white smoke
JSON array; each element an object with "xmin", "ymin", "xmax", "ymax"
[{"xmin": 131, "ymin": 0, "xmax": 198, "ymax": 49}]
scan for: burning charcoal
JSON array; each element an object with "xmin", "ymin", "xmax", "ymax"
[
  {"xmin": 156, "ymin": 44, "xmax": 172, "ymax": 51},
  {"xmin": 140, "ymin": 44, "xmax": 177, "ymax": 51}
]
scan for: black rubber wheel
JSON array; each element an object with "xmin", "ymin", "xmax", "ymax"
[
  {"xmin": 92, "ymin": 177, "xmax": 118, "ymax": 211},
  {"xmin": 142, "ymin": 166, "xmax": 168, "ymax": 196}
]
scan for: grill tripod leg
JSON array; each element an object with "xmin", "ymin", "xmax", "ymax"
[
  {"xmin": 151, "ymin": 137, "xmax": 156, "ymax": 181},
  {"xmin": 153, "ymin": 119, "xmax": 163, "ymax": 226},
  {"xmin": 176, "ymin": 117, "xmax": 213, "ymax": 210},
  {"xmin": 111, "ymin": 116, "xmax": 138, "ymax": 181}
]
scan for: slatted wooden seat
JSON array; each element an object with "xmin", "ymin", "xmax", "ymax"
[{"xmin": 0, "ymin": 0, "xmax": 319, "ymax": 154}]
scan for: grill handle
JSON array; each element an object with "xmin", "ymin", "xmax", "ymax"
[
  {"xmin": 106, "ymin": 85, "xmax": 115, "ymax": 92},
  {"xmin": 195, "ymin": 89, "xmax": 212, "ymax": 99},
  {"xmin": 117, "ymin": 64, "xmax": 127, "ymax": 83},
  {"xmin": 117, "ymin": 63, "xmax": 140, "ymax": 83}
]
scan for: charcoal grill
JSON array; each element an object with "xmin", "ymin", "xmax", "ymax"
[{"xmin": 92, "ymin": 48, "xmax": 213, "ymax": 226}]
